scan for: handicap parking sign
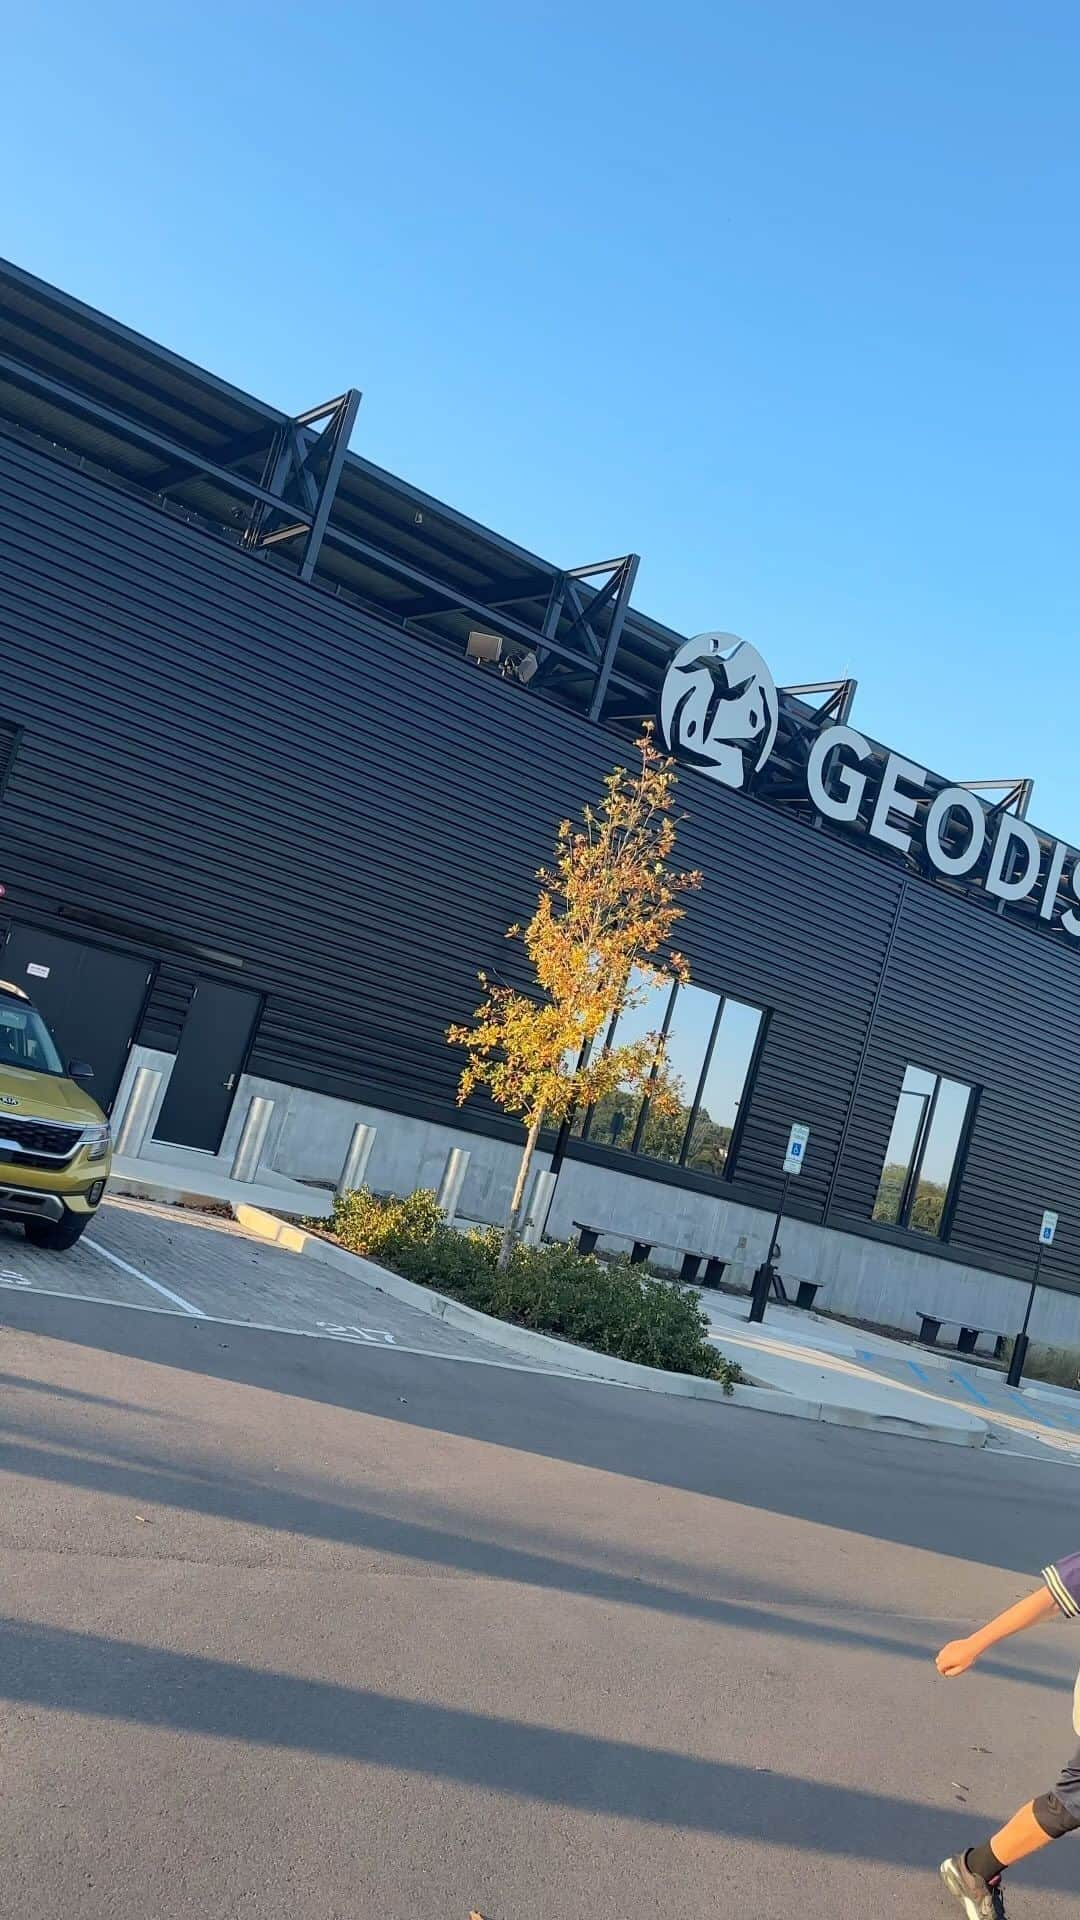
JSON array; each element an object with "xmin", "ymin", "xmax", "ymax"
[{"xmin": 783, "ymin": 1123, "xmax": 811, "ymax": 1175}]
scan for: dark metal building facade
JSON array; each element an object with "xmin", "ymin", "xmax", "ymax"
[{"xmin": 0, "ymin": 259, "xmax": 1077, "ymax": 1296}]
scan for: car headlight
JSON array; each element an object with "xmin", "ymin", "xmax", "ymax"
[{"xmin": 82, "ymin": 1125, "xmax": 111, "ymax": 1163}]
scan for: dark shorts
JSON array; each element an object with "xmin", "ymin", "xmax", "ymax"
[
  {"xmin": 1030, "ymin": 1746, "xmax": 1080, "ymax": 1838},
  {"xmin": 1052, "ymin": 1746, "xmax": 1080, "ymax": 1823},
  {"xmin": 1045, "ymin": 1743, "xmax": 1080, "ymax": 1827}
]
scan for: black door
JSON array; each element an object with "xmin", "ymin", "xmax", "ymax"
[
  {"xmin": 153, "ymin": 980, "xmax": 261, "ymax": 1153},
  {"xmin": 0, "ymin": 924, "xmax": 153, "ymax": 1110}
]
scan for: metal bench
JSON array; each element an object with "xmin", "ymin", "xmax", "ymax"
[
  {"xmin": 572, "ymin": 1221, "xmax": 727, "ymax": 1286},
  {"xmin": 917, "ymin": 1310, "xmax": 1008, "ymax": 1359},
  {"xmin": 793, "ymin": 1279, "xmax": 826, "ymax": 1311}
]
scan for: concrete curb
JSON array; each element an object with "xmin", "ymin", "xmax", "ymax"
[
  {"xmin": 231, "ymin": 1204, "xmax": 988, "ymax": 1446},
  {"xmin": 1022, "ymin": 1379, "xmax": 1080, "ymax": 1407}
]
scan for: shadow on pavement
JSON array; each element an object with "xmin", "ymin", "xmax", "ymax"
[
  {"xmin": 0, "ymin": 1397, "xmax": 1071, "ymax": 1695},
  {"xmin": 0, "ymin": 1367, "xmax": 163, "ymax": 1418},
  {"xmin": 2, "ymin": 1611, "xmax": 1075, "ymax": 1889},
  {"xmin": 2, "ymin": 1294, "xmax": 1078, "ymax": 1893},
  {"xmin": 0, "ymin": 1289, "xmax": 1073, "ymax": 1578}
]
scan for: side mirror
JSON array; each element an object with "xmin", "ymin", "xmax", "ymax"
[{"xmin": 68, "ymin": 1059, "xmax": 95, "ymax": 1082}]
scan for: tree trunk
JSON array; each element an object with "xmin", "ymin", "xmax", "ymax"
[{"xmin": 499, "ymin": 1111, "xmax": 545, "ymax": 1269}]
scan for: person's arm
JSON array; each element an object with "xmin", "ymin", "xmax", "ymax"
[{"xmin": 937, "ymin": 1549, "xmax": 1080, "ymax": 1676}]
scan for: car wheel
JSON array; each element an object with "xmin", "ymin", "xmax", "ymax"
[{"xmin": 24, "ymin": 1213, "xmax": 90, "ymax": 1251}]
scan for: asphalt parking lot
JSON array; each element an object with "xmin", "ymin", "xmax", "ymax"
[
  {"xmin": 1, "ymin": 1285, "xmax": 1079, "ymax": 1920},
  {"xmin": 0, "ymin": 1195, "xmax": 524, "ymax": 1367},
  {"xmin": 7, "ymin": 1198, "xmax": 1080, "ymax": 1463}
]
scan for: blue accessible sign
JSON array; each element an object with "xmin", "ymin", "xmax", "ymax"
[{"xmin": 783, "ymin": 1123, "xmax": 810, "ymax": 1176}]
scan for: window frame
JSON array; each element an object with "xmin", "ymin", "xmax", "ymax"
[
  {"xmin": 577, "ymin": 977, "xmax": 767, "ymax": 1181},
  {"xmin": 873, "ymin": 1061, "xmax": 977, "ymax": 1240}
]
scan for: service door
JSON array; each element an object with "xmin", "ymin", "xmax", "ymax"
[
  {"xmin": 0, "ymin": 925, "xmax": 154, "ymax": 1111},
  {"xmin": 153, "ymin": 980, "xmax": 261, "ymax": 1153}
]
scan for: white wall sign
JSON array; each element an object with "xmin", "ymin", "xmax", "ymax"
[
  {"xmin": 26, "ymin": 963, "xmax": 50, "ymax": 979},
  {"xmin": 804, "ymin": 734, "xmax": 1080, "ymax": 935},
  {"xmin": 658, "ymin": 635, "xmax": 1080, "ymax": 946},
  {"xmin": 1039, "ymin": 1210, "xmax": 1059, "ymax": 1246},
  {"xmin": 783, "ymin": 1122, "xmax": 810, "ymax": 1175}
]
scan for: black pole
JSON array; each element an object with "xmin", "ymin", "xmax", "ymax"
[
  {"xmin": 531, "ymin": 1109, "xmax": 576, "ymax": 1244},
  {"xmin": 1007, "ymin": 1241, "xmax": 1045, "ymax": 1389},
  {"xmin": 749, "ymin": 1173, "xmax": 790, "ymax": 1323},
  {"xmin": 1020, "ymin": 1242, "xmax": 1044, "ymax": 1341},
  {"xmin": 546, "ymin": 1043, "xmax": 590, "ymax": 1216},
  {"xmin": 550, "ymin": 1112, "xmax": 573, "ymax": 1179}
]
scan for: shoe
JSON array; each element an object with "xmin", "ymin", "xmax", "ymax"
[{"xmin": 940, "ymin": 1854, "xmax": 1007, "ymax": 1919}]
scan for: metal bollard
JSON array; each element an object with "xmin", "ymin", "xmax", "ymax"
[
  {"xmin": 113, "ymin": 1066, "xmax": 162, "ymax": 1158},
  {"xmin": 337, "ymin": 1122, "xmax": 376, "ymax": 1196},
  {"xmin": 437, "ymin": 1146, "xmax": 470, "ymax": 1225},
  {"xmin": 521, "ymin": 1168, "xmax": 557, "ymax": 1247},
  {"xmin": 230, "ymin": 1096, "xmax": 274, "ymax": 1183}
]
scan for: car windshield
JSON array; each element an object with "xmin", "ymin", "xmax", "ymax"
[{"xmin": 0, "ymin": 998, "xmax": 65, "ymax": 1075}]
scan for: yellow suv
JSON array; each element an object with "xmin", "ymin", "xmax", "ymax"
[{"xmin": 0, "ymin": 979, "xmax": 112, "ymax": 1250}]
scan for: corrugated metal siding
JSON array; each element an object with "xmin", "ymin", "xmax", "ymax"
[
  {"xmin": 667, "ymin": 792, "xmax": 902, "ymax": 1218},
  {"xmin": 0, "ymin": 428, "xmax": 895, "ymax": 1207},
  {"xmin": 1, "ymin": 426, "xmax": 1079, "ymax": 1286},
  {"xmin": 140, "ymin": 965, "xmax": 197, "ymax": 1052},
  {"xmin": 0, "ymin": 717, "xmax": 20, "ymax": 799},
  {"xmin": 828, "ymin": 882, "xmax": 1080, "ymax": 1289}
]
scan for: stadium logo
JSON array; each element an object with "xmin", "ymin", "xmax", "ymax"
[{"xmin": 658, "ymin": 633, "xmax": 778, "ymax": 790}]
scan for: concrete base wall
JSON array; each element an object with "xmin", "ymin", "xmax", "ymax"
[{"xmin": 113, "ymin": 1055, "xmax": 1080, "ymax": 1352}]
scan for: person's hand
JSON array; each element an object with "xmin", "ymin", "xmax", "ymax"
[{"xmin": 936, "ymin": 1637, "xmax": 980, "ymax": 1677}]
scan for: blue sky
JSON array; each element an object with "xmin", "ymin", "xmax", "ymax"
[{"xmin": 4, "ymin": 3, "xmax": 1078, "ymax": 835}]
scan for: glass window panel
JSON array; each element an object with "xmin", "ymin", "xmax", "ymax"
[
  {"xmin": 872, "ymin": 1066, "xmax": 933, "ymax": 1224},
  {"xmin": 909, "ymin": 1076, "xmax": 971, "ymax": 1235},
  {"xmin": 903, "ymin": 1065, "xmax": 936, "ymax": 1099},
  {"xmin": 638, "ymin": 981, "xmax": 721, "ymax": 1162},
  {"xmin": 872, "ymin": 1063, "xmax": 972, "ymax": 1235},
  {"xmin": 684, "ymin": 997, "xmax": 763, "ymax": 1175},
  {"xmin": 0, "ymin": 1001, "xmax": 64, "ymax": 1074},
  {"xmin": 586, "ymin": 971, "xmax": 672, "ymax": 1149}
]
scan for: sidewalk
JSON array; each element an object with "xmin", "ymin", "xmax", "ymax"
[
  {"xmin": 701, "ymin": 1292, "xmax": 1080, "ymax": 1459},
  {"xmin": 110, "ymin": 1148, "xmax": 333, "ymax": 1219}
]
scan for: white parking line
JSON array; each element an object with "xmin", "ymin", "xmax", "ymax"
[
  {"xmin": 83, "ymin": 1237, "xmax": 205, "ymax": 1318},
  {"xmin": 990, "ymin": 1446, "xmax": 1080, "ymax": 1468},
  {"xmin": 0, "ymin": 1278, "xmax": 606, "ymax": 1380},
  {"xmin": 315, "ymin": 1321, "xmax": 398, "ymax": 1344}
]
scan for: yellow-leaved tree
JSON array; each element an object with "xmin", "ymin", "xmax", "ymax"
[{"xmin": 448, "ymin": 731, "xmax": 702, "ymax": 1266}]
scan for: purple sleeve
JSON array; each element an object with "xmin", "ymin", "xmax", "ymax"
[{"xmin": 1043, "ymin": 1554, "xmax": 1080, "ymax": 1618}]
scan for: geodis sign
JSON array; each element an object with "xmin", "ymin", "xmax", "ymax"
[{"xmin": 658, "ymin": 632, "xmax": 1080, "ymax": 941}]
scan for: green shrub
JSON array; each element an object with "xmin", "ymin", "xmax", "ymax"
[
  {"xmin": 396, "ymin": 1224, "xmax": 500, "ymax": 1308},
  {"xmin": 493, "ymin": 1245, "xmax": 736, "ymax": 1382},
  {"xmin": 329, "ymin": 1193, "xmax": 741, "ymax": 1390},
  {"xmin": 329, "ymin": 1186, "xmax": 443, "ymax": 1262}
]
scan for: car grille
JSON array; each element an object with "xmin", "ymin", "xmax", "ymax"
[{"xmin": 0, "ymin": 1115, "xmax": 83, "ymax": 1160}]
